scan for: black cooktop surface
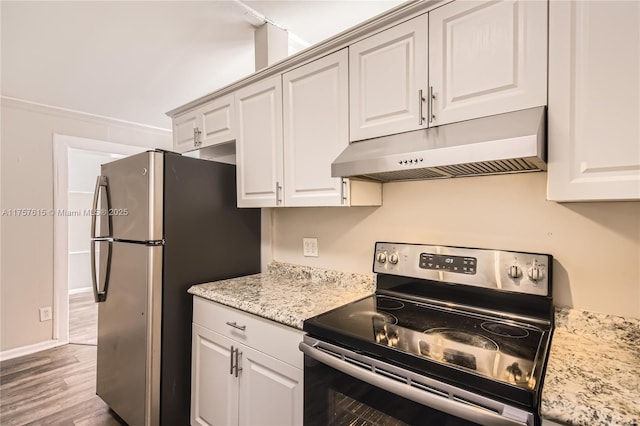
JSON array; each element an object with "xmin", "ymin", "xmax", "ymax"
[{"xmin": 304, "ymin": 294, "xmax": 552, "ymax": 402}]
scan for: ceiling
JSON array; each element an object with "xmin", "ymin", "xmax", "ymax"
[{"xmin": 1, "ymin": 0, "xmax": 404, "ymax": 130}]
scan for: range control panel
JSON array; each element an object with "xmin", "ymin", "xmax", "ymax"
[
  {"xmin": 373, "ymin": 242, "xmax": 552, "ymax": 297},
  {"xmin": 419, "ymin": 253, "xmax": 477, "ymax": 274}
]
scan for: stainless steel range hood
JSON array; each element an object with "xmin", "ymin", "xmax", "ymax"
[{"xmin": 332, "ymin": 107, "xmax": 547, "ymax": 182}]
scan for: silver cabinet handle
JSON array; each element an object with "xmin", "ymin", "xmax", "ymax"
[
  {"xmin": 225, "ymin": 321, "xmax": 246, "ymax": 331},
  {"xmin": 229, "ymin": 346, "xmax": 242, "ymax": 377},
  {"xmin": 428, "ymin": 86, "xmax": 435, "ymax": 124},
  {"xmin": 340, "ymin": 178, "xmax": 347, "ymax": 204},
  {"xmin": 299, "ymin": 342, "xmax": 528, "ymax": 426},
  {"xmin": 193, "ymin": 127, "xmax": 202, "ymax": 147},
  {"xmin": 418, "ymin": 89, "xmax": 426, "ymax": 125},
  {"xmin": 234, "ymin": 348, "xmax": 242, "ymax": 378},
  {"xmin": 276, "ymin": 181, "xmax": 283, "ymax": 205}
]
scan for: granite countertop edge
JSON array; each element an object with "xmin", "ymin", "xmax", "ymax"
[
  {"xmin": 188, "ymin": 261, "xmax": 375, "ymax": 330},
  {"xmin": 541, "ymin": 307, "xmax": 640, "ymax": 426}
]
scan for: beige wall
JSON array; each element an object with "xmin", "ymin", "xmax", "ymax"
[
  {"xmin": 273, "ymin": 172, "xmax": 640, "ymax": 318},
  {"xmin": 0, "ymin": 98, "xmax": 171, "ymax": 352}
]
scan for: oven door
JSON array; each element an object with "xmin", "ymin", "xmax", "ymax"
[{"xmin": 300, "ymin": 337, "xmax": 534, "ymax": 426}]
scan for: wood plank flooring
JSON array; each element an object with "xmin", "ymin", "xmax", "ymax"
[
  {"xmin": 0, "ymin": 292, "xmax": 122, "ymax": 425},
  {"xmin": 69, "ymin": 292, "xmax": 97, "ymax": 346},
  {"xmin": 0, "ymin": 344, "xmax": 125, "ymax": 425}
]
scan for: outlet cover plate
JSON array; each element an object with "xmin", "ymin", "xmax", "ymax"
[
  {"xmin": 303, "ymin": 238, "xmax": 318, "ymax": 257},
  {"xmin": 39, "ymin": 307, "xmax": 52, "ymax": 322}
]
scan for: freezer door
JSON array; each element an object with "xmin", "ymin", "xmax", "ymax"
[
  {"xmin": 99, "ymin": 151, "xmax": 163, "ymax": 242},
  {"xmin": 96, "ymin": 241, "xmax": 162, "ymax": 426}
]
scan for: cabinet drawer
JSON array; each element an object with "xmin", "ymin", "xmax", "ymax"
[{"xmin": 193, "ymin": 296, "xmax": 304, "ymax": 369}]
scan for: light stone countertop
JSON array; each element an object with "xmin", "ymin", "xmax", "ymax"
[
  {"xmin": 541, "ymin": 308, "xmax": 640, "ymax": 426},
  {"xmin": 190, "ymin": 265, "xmax": 640, "ymax": 425},
  {"xmin": 188, "ymin": 261, "xmax": 375, "ymax": 330}
]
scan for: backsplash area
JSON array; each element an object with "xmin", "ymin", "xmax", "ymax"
[{"xmin": 272, "ymin": 172, "xmax": 640, "ymax": 318}]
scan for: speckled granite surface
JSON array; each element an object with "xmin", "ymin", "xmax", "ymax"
[
  {"xmin": 188, "ymin": 261, "xmax": 375, "ymax": 330},
  {"xmin": 541, "ymin": 308, "xmax": 640, "ymax": 426}
]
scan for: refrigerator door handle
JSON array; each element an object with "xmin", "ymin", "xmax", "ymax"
[
  {"xmin": 91, "ymin": 175, "xmax": 113, "ymax": 239},
  {"xmin": 91, "ymin": 239, "xmax": 112, "ymax": 303}
]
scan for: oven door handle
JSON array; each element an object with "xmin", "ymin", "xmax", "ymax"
[{"xmin": 299, "ymin": 342, "xmax": 529, "ymax": 426}]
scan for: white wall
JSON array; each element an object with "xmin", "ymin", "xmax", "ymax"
[
  {"xmin": 272, "ymin": 173, "xmax": 640, "ymax": 319},
  {"xmin": 0, "ymin": 97, "xmax": 171, "ymax": 353}
]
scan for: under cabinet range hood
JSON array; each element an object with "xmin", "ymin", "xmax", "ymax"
[{"xmin": 332, "ymin": 107, "xmax": 547, "ymax": 182}]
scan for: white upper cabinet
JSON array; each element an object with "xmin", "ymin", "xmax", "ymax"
[
  {"xmin": 172, "ymin": 94, "xmax": 236, "ymax": 153},
  {"xmin": 173, "ymin": 112, "xmax": 199, "ymax": 153},
  {"xmin": 349, "ymin": 13, "xmax": 429, "ymax": 142},
  {"xmin": 547, "ymin": 0, "xmax": 640, "ymax": 201},
  {"xmin": 199, "ymin": 95, "xmax": 236, "ymax": 148},
  {"xmin": 235, "ymin": 49, "xmax": 381, "ymax": 208},
  {"xmin": 235, "ymin": 76, "xmax": 284, "ymax": 207},
  {"xmin": 428, "ymin": 0, "xmax": 548, "ymax": 126},
  {"xmin": 283, "ymin": 49, "xmax": 350, "ymax": 206}
]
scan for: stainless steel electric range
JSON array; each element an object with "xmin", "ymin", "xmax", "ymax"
[{"xmin": 300, "ymin": 242, "xmax": 554, "ymax": 426}]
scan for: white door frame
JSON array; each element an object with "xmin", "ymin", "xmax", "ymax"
[{"xmin": 53, "ymin": 134, "xmax": 145, "ymax": 344}]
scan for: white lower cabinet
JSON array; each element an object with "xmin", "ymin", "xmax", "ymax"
[
  {"xmin": 191, "ymin": 325, "xmax": 239, "ymax": 426},
  {"xmin": 191, "ymin": 297, "xmax": 304, "ymax": 426}
]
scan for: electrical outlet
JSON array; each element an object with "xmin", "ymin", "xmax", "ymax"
[
  {"xmin": 303, "ymin": 238, "xmax": 318, "ymax": 257},
  {"xmin": 39, "ymin": 307, "xmax": 52, "ymax": 322}
]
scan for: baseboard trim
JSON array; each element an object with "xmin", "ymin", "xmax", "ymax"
[
  {"xmin": 69, "ymin": 287, "xmax": 92, "ymax": 295},
  {"xmin": 0, "ymin": 339, "xmax": 68, "ymax": 362}
]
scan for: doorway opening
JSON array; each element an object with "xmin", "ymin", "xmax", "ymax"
[{"xmin": 53, "ymin": 134, "xmax": 145, "ymax": 346}]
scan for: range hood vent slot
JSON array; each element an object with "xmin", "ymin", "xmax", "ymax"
[
  {"xmin": 436, "ymin": 158, "xmax": 541, "ymax": 177},
  {"xmin": 332, "ymin": 107, "xmax": 547, "ymax": 183}
]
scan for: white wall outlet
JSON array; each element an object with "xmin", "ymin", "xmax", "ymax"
[
  {"xmin": 303, "ymin": 238, "xmax": 318, "ymax": 257},
  {"xmin": 39, "ymin": 306, "xmax": 52, "ymax": 322}
]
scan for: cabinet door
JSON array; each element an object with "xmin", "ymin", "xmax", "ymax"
[
  {"xmin": 547, "ymin": 0, "xmax": 640, "ymax": 201},
  {"xmin": 173, "ymin": 111, "xmax": 199, "ymax": 153},
  {"xmin": 349, "ymin": 13, "xmax": 429, "ymax": 141},
  {"xmin": 283, "ymin": 49, "xmax": 349, "ymax": 206},
  {"xmin": 238, "ymin": 344, "xmax": 303, "ymax": 426},
  {"xmin": 200, "ymin": 94, "xmax": 236, "ymax": 148},
  {"xmin": 429, "ymin": 0, "xmax": 547, "ymax": 126},
  {"xmin": 235, "ymin": 76, "xmax": 284, "ymax": 207},
  {"xmin": 191, "ymin": 324, "xmax": 239, "ymax": 426}
]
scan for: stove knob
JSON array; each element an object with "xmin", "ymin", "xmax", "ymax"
[
  {"xmin": 389, "ymin": 253, "xmax": 399, "ymax": 264},
  {"xmin": 376, "ymin": 252, "xmax": 387, "ymax": 264},
  {"xmin": 528, "ymin": 266, "xmax": 542, "ymax": 282},
  {"xmin": 508, "ymin": 264, "xmax": 522, "ymax": 279}
]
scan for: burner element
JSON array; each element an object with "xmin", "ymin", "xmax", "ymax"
[
  {"xmin": 481, "ymin": 322, "xmax": 530, "ymax": 338},
  {"xmin": 376, "ymin": 297, "xmax": 405, "ymax": 311},
  {"xmin": 423, "ymin": 328, "xmax": 498, "ymax": 350},
  {"xmin": 420, "ymin": 328, "xmax": 499, "ymax": 375}
]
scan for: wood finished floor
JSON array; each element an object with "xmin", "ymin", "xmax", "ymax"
[
  {"xmin": 69, "ymin": 292, "xmax": 97, "ymax": 346},
  {"xmin": 0, "ymin": 292, "xmax": 124, "ymax": 425}
]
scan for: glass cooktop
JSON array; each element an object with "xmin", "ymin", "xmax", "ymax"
[{"xmin": 304, "ymin": 294, "xmax": 550, "ymax": 391}]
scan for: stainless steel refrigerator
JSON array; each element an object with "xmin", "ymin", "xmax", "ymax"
[{"xmin": 90, "ymin": 150, "xmax": 260, "ymax": 426}]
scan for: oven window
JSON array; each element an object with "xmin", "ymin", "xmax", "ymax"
[{"xmin": 305, "ymin": 355, "xmax": 480, "ymax": 426}]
